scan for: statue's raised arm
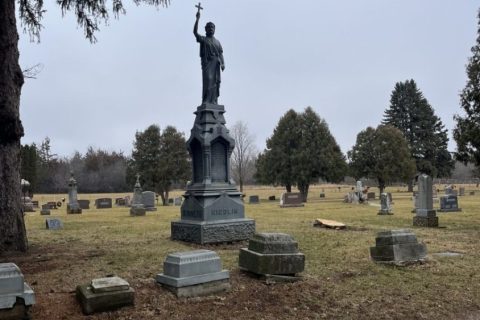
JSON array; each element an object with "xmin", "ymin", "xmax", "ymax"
[{"xmin": 193, "ymin": 2, "xmax": 202, "ymax": 38}]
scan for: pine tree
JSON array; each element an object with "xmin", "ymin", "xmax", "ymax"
[
  {"xmin": 383, "ymin": 79, "xmax": 454, "ymax": 179},
  {"xmin": 454, "ymin": 9, "xmax": 480, "ymax": 169}
]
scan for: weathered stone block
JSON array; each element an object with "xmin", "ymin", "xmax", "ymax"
[
  {"xmin": 130, "ymin": 205, "xmax": 146, "ymax": 216},
  {"xmin": 239, "ymin": 233, "xmax": 305, "ymax": 276},
  {"xmin": 413, "ymin": 216, "xmax": 439, "ymax": 227},
  {"xmin": 76, "ymin": 277, "xmax": 134, "ymax": 315},
  {"xmin": 370, "ymin": 229, "xmax": 427, "ymax": 265},
  {"xmin": 0, "ymin": 263, "xmax": 35, "ymax": 313}
]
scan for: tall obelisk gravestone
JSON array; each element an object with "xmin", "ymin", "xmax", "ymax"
[
  {"xmin": 413, "ymin": 174, "xmax": 438, "ymax": 227},
  {"xmin": 171, "ymin": 4, "xmax": 255, "ymax": 244},
  {"xmin": 67, "ymin": 172, "xmax": 82, "ymax": 214}
]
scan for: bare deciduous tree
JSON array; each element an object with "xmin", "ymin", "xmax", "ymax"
[{"xmin": 230, "ymin": 121, "xmax": 257, "ymax": 192}]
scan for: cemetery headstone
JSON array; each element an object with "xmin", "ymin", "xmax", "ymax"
[
  {"xmin": 459, "ymin": 187, "xmax": 465, "ymax": 196},
  {"xmin": 124, "ymin": 195, "xmax": 131, "ymax": 207},
  {"xmin": 445, "ymin": 186, "xmax": 454, "ymax": 195},
  {"xmin": 0, "ymin": 263, "xmax": 35, "ymax": 318},
  {"xmin": 95, "ymin": 198, "xmax": 112, "ymax": 209},
  {"xmin": 46, "ymin": 218, "xmax": 63, "ymax": 230},
  {"xmin": 115, "ymin": 197, "xmax": 126, "ymax": 206},
  {"xmin": 46, "ymin": 201, "xmax": 57, "ymax": 209},
  {"xmin": 76, "ymin": 276, "xmax": 134, "ymax": 315},
  {"xmin": 439, "ymin": 195, "xmax": 462, "ymax": 212},
  {"xmin": 156, "ymin": 250, "xmax": 230, "ymax": 298},
  {"xmin": 387, "ymin": 192, "xmax": 393, "ymax": 203},
  {"xmin": 31, "ymin": 200, "xmax": 39, "ymax": 208},
  {"xmin": 378, "ymin": 193, "xmax": 393, "ymax": 215},
  {"xmin": 319, "ymin": 193, "xmax": 325, "ymax": 199},
  {"xmin": 239, "ymin": 233, "xmax": 305, "ymax": 279},
  {"xmin": 21, "ymin": 196, "xmax": 35, "ymax": 212},
  {"xmin": 174, "ymin": 197, "xmax": 182, "ymax": 206},
  {"xmin": 130, "ymin": 175, "xmax": 146, "ymax": 216},
  {"xmin": 413, "ymin": 174, "xmax": 439, "ymax": 227},
  {"xmin": 168, "ymin": 198, "xmax": 174, "ymax": 205},
  {"xmin": 279, "ymin": 192, "xmax": 304, "ymax": 208},
  {"xmin": 78, "ymin": 199, "xmax": 90, "ymax": 210},
  {"xmin": 40, "ymin": 204, "xmax": 51, "ymax": 216},
  {"xmin": 470, "ymin": 191, "xmax": 475, "ymax": 196},
  {"xmin": 170, "ymin": 6, "xmax": 255, "ymax": 244},
  {"xmin": 142, "ymin": 191, "xmax": 157, "ymax": 211},
  {"xmin": 367, "ymin": 192, "xmax": 375, "ymax": 200},
  {"xmin": 370, "ymin": 229, "xmax": 427, "ymax": 265},
  {"xmin": 268, "ymin": 195, "xmax": 276, "ymax": 201},
  {"xmin": 67, "ymin": 172, "xmax": 82, "ymax": 214},
  {"xmin": 248, "ymin": 195, "xmax": 260, "ymax": 204}
]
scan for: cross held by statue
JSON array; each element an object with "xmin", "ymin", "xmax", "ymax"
[{"xmin": 195, "ymin": 2, "xmax": 203, "ymax": 13}]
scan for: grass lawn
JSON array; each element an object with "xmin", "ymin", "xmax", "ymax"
[{"xmin": 4, "ymin": 185, "xmax": 479, "ymax": 319}]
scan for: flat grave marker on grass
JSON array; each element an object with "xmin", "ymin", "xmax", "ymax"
[{"xmin": 313, "ymin": 219, "xmax": 346, "ymax": 230}]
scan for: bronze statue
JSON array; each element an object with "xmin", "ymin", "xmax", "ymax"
[{"xmin": 193, "ymin": 3, "xmax": 225, "ymax": 105}]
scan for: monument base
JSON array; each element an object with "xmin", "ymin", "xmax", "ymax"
[
  {"xmin": 238, "ymin": 249, "xmax": 305, "ymax": 275},
  {"xmin": 67, "ymin": 204, "xmax": 82, "ymax": 214},
  {"xmin": 171, "ymin": 219, "xmax": 255, "ymax": 244},
  {"xmin": 438, "ymin": 208, "xmax": 462, "ymax": 213},
  {"xmin": 413, "ymin": 216, "xmax": 439, "ymax": 227},
  {"xmin": 130, "ymin": 206, "xmax": 146, "ymax": 216},
  {"xmin": 76, "ymin": 284, "xmax": 134, "ymax": 315},
  {"xmin": 378, "ymin": 210, "xmax": 393, "ymax": 215},
  {"xmin": 0, "ymin": 300, "xmax": 31, "ymax": 320}
]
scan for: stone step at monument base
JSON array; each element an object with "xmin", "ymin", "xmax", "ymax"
[
  {"xmin": 66, "ymin": 204, "xmax": 82, "ymax": 214},
  {"xmin": 171, "ymin": 219, "xmax": 255, "ymax": 244},
  {"xmin": 413, "ymin": 216, "xmax": 439, "ymax": 227},
  {"xmin": 130, "ymin": 206, "xmax": 146, "ymax": 216},
  {"xmin": 377, "ymin": 210, "xmax": 393, "ymax": 215},
  {"xmin": 160, "ymin": 278, "xmax": 230, "ymax": 298}
]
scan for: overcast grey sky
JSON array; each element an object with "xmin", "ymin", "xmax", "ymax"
[{"xmin": 18, "ymin": 1, "xmax": 479, "ymax": 158}]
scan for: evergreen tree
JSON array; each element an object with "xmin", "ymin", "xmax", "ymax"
[
  {"xmin": 20, "ymin": 143, "xmax": 38, "ymax": 193},
  {"xmin": 348, "ymin": 125, "xmax": 416, "ymax": 193},
  {"xmin": 0, "ymin": 0, "xmax": 169, "ymax": 253},
  {"xmin": 454, "ymin": 9, "xmax": 480, "ymax": 169},
  {"xmin": 256, "ymin": 108, "xmax": 347, "ymax": 201},
  {"xmin": 383, "ymin": 79, "xmax": 454, "ymax": 180},
  {"xmin": 130, "ymin": 125, "xmax": 190, "ymax": 205}
]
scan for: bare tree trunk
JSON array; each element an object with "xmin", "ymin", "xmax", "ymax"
[
  {"xmin": 286, "ymin": 184, "xmax": 292, "ymax": 193},
  {"xmin": 298, "ymin": 183, "xmax": 309, "ymax": 202},
  {"xmin": 0, "ymin": 0, "xmax": 28, "ymax": 253},
  {"xmin": 407, "ymin": 179, "xmax": 414, "ymax": 192}
]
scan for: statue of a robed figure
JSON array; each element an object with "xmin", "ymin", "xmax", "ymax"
[
  {"xmin": 171, "ymin": 3, "xmax": 255, "ymax": 244},
  {"xmin": 193, "ymin": 5, "xmax": 225, "ymax": 105}
]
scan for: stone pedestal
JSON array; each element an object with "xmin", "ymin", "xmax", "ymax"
[
  {"xmin": 413, "ymin": 174, "xmax": 439, "ymax": 227},
  {"xmin": 370, "ymin": 229, "xmax": 427, "ymax": 265},
  {"xmin": 239, "ymin": 233, "xmax": 305, "ymax": 276},
  {"xmin": 67, "ymin": 172, "xmax": 82, "ymax": 214},
  {"xmin": 156, "ymin": 250, "xmax": 230, "ymax": 298},
  {"xmin": 171, "ymin": 103, "xmax": 255, "ymax": 244},
  {"xmin": 0, "ymin": 263, "xmax": 35, "ymax": 318},
  {"xmin": 130, "ymin": 176, "xmax": 146, "ymax": 216},
  {"xmin": 76, "ymin": 276, "xmax": 134, "ymax": 315}
]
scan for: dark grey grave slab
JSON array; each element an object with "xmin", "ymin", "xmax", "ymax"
[
  {"xmin": 248, "ymin": 195, "xmax": 259, "ymax": 204},
  {"xmin": 0, "ymin": 263, "xmax": 35, "ymax": 315},
  {"xmin": 142, "ymin": 191, "xmax": 156, "ymax": 209},
  {"xmin": 31, "ymin": 200, "xmax": 39, "ymax": 208},
  {"xmin": 367, "ymin": 192, "xmax": 375, "ymax": 200},
  {"xmin": 40, "ymin": 204, "xmax": 51, "ymax": 216},
  {"xmin": 268, "ymin": 196, "xmax": 276, "ymax": 201},
  {"xmin": 459, "ymin": 187, "xmax": 465, "ymax": 196},
  {"xmin": 470, "ymin": 191, "xmax": 475, "ymax": 196},
  {"xmin": 95, "ymin": 198, "xmax": 112, "ymax": 209},
  {"xmin": 168, "ymin": 198, "xmax": 174, "ymax": 205},
  {"xmin": 319, "ymin": 193, "xmax": 325, "ymax": 198},
  {"xmin": 239, "ymin": 233, "xmax": 305, "ymax": 276},
  {"xmin": 78, "ymin": 199, "xmax": 90, "ymax": 210},
  {"xmin": 46, "ymin": 218, "xmax": 63, "ymax": 230},
  {"xmin": 280, "ymin": 193, "xmax": 304, "ymax": 208},
  {"xmin": 46, "ymin": 201, "xmax": 57, "ymax": 209},
  {"xmin": 76, "ymin": 276, "xmax": 134, "ymax": 315},
  {"xmin": 156, "ymin": 250, "xmax": 230, "ymax": 298},
  {"xmin": 370, "ymin": 229, "xmax": 427, "ymax": 265},
  {"xmin": 439, "ymin": 195, "xmax": 462, "ymax": 212},
  {"xmin": 115, "ymin": 198, "xmax": 126, "ymax": 206}
]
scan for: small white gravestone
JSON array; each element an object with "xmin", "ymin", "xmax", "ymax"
[{"xmin": 0, "ymin": 263, "xmax": 35, "ymax": 311}]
